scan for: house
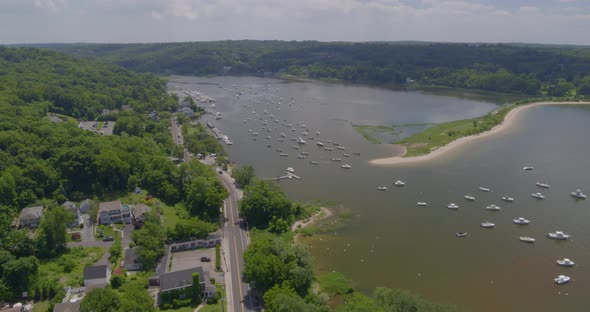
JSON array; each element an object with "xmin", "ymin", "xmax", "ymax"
[
  {"xmin": 83, "ymin": 265, "xmax": 111, "ymax": 287},
  {"xmin": 158, "ymin": 267, "xmax": 216, "ymax": 304},
  {"xmin": 79, "ymin": 199, "xmax": 93, "ymax": 214},
  {"xmin": 18, "ymin": 206, "xmax": 43, "ymax": 228},
  {"xmin": 170, "ymin": 232, "xmax": 221, "ymax": 252},
  {"xmin": 178, "ymin": 107, "xmax": 195, "ymax": 118},
  {"xmin": 98, "ymin": 201, "xmax": 131, "ymax": 225},
  {"xmin": 53, "ymin": 302, "xmax": 80, "ymax": 312},
  {"xmin": 132, "ymin": 204, "xmax": 152, "ymax": 228},
  {"xmin": 63, "ymin": 201, "xmax": 81, "ymax": 228},
  {"xmin": 124, "ymin": 247, "xmax": 141, "ymax": 271}
]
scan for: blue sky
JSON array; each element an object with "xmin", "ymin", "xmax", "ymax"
[{"xmin": 1, "ymin": 0, "xmax": 589, "ymax": 44}]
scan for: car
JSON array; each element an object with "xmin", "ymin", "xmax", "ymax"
[
  {"xmin": 218, "ymin": 170, "xmax": 223, "ymax": 174},
  {"xmin": 200, "ymin": 257, "xmax": 211, "ymax": 262},
  {"xmin": 102, "ymin": 236, "xmax": 114, "ymax": 242}
]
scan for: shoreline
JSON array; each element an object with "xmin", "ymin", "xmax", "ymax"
[
  {"xmin": 370, "ymin": 101, "xmax": 590, "ymax": 166},
  {"xmin": 291, "ymin": 207, "xmax": 334, "ymax": 232}
]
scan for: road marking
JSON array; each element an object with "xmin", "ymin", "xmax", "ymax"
[{"xmin": 225, "ymin": 179, "xmax": 246, "ymax": 312}]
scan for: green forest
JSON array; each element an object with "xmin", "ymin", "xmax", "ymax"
[{"xmin": 32, "ymin": 41, "xmax": 590, "ymax": 96}]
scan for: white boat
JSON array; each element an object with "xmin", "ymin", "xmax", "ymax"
[
  {"xmin": 378, "ymin": 187, "xmax": 388, "ymax": 191},
  {"xmin": 480, "ymin": 222, "xmax": 495, "ymax": 228},
  {"xmin": 301, "ymin": 151, "xmax": 310, "ymax": 155},
  {"xmin": 536, "ymin": 182, "xmax": 551, "ymax": 189},
  {"xmin": 281, "ymin": 133, "xmax": 286, "ymax": 137},
  {"xmin": 316, "ymin": 141, "xmax": 324, "ymax": 147},
  {"xmin": 276, "ymin": 148, "xmax": 283, "ymax": 152},
  {"xmin": 519, "ymin": 236, "xmax": 536, "ymax": 243},
  {"xmin": 278, "ymin": 139, "xmax": 284, "ymax": 142},
  {"xmin": 456, "ymin": 232, "xmax": 468, "ymax": 238},
  {"xmin": 297, "ymin": 137, "xmax": 306, "ymax": 145},
  {"xmin": 547, "ymin": 231, "xmax": 570, "ymax": 240},
  {"xmin": 417, "ymin": 202, "xmax": 428, "ymax": 206},
  {"xmin": 324, "ymin": 147, "xmax": 334, "ymax": 151},
  {"xmin": 316, "ymin": 131, "xmax": 320, "ymax": 135},
  {"xmin": 447, "ymin": 203, "xmax": 459, "ymax": 209},
  {"xmin": 570, "ymin": 189, "xmax": 587, "ymax": 199},
  {"xmin": 393, "ymin": 180, "xmax": 406, "ymax": 186},
  {"xmin": 485, "ymin": 204, "xmax": 501, "ymax": 211},
  {"xmin": 291, "ymin": 146, "xmax": 300, "ymax": 150},
  {"xmin": 531, "ymin": 192, "xmax": 545, "ymax": 200},
  {"xmin": 280, "ymin": 153, "xmax": 288, "ymax": 157},
  {"xmin": 513, "ymin": 217, "xmax": 530, "ymax": 225},
  {"xmin": 286, "ymin": 167, "xmax": 295, "ymax": 173},
  {"xmin": 343, "ymin": 153, "xmax": 351, "ymax": 157},
  {"xmin": 252, "ymin": 132, "xmax": 259, "ymax": 136},
  {"xmin": 309, "ymin": 161, "xmax": 319, "ymax": 165},
  {"xmin": 297, "ymin": 154, "xmax": 306, "ymax": 159},
  {"xmin": 501, "ymin": 196, "xmax": 514, "ymax": 202},
  {"xmin": 556, "ymin": 258, "xmax": 575, "ymax": 267},
  {"xmin": 554, "ymin": 275, "xmax": 571, "ymax": 285},
  {"xmin": 464, "ymin": 195, "xmax": 476, "ymax": 201},
  {"xmin": 341, "ymin": 164, "xmax": 352, "ymax": 169},
  {"xmin": 337, "ymin": 146, "xmax": 345, "ymax": 150},
  {"xmin": 266, "ymin": 136, "xmax": 271, "ymax": 140},
  {"xmin": 522, "ymin": 166, "xmax": 534, "ymax": 171},
  {"xmin": 479, "ymin": 187, "xmax": 491, "ymax": 192},
  {"xmin": 331, "ymin": 158, "xmax": 342, "ymax": 161}
]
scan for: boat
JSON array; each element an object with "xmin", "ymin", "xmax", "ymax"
[
  {"xmin": 417, "ymin": 202, "xmax": 428, "ymax": 206},
  {"xmin": 531, "ymin": 192, "xmax": 545, "ymax": 200},
  {"xmin": 513, "ymin": 217, "xmax": 530, "ymax": 225},
  {"xmin": 480, "ymin": 222, "xmax": 495, "ymax": 228},
  {"xmin": 280, "ymin": 133, "xmax": 286, "ymax": 137},
  {"xmin": 522, "ymin": 166, "xmax": 534, "ymax": 171},
  {"xmin": 297, "ymin": 154, "xmax": 306, "ymax": 159},
  {"xmin": 554, "ymin": 275, "xmax": 571, "ymax": 285},
  {"xmin": 290, "ymin": 137, "xmax": 297, "ymax": 141},
  {"xmin": 309, "ymin": 161, "xmax": 319, "ymax": 165},
  {"xmin": 316, "ymin": 131, "xmax": 320, "ymax": 135},
  {"xmin": 501, "ymin": 196, "xmax": 515, "ymax": 202},
  {"xmin": 352, "ymin": 152, "xmax": 361, "ymax": 156},
  {"xmin": 286, "ymin": 167, "xmax": 295, "ymax": 173},
  {"xmin": 316, "ymin": 141, "xmax": 324, "ymax": 147},
  {"xmin": 301, "ymin": 151, "xmax": 310, "ymax": 155},
  {"xmin": 276, "ymin": 148, "xmax": 283, "ymax": 152},
  {"xmin": 547, "ymin": 231, "xmax": 570, "ymax": 240},
  {"xmin": 280, "ymin": 153, "xmax": 289, "ymax": 157},
  {"xmin": 341, "ymin": 164, "xmax": 352, "ymax": 169},
  {"xmin": 456, "ymin": 232, "xmax": 468, "ymax": 238},
  {"xmin": 343, "ymin": 153, "xmax": 351, "ymax": 157},
  {"xmin": 324, "ymin": 147, "xmax": 334, "ymax": 151},
  {"xmin": 447, "ymin": 203, "xmax": 459, "ymax": 209},
  {"xmin": 464, "ymin": 195, "xmax": 476, "ymax": 201},
  {"xmin": 278, "ymin": 139, "xmax": 284, "ymax": 142},
  {"xmin": 337, "ymin": 146, "xmax": 345, "ymax": 150},
  {"xmin": 570, "ymin": 189, "xmax": 587, "ymax": 199},
  {"xmin": 266, "ymin": 136, "xmax": 271, "ymax": 140},
  {"xmin": 479, "ymin": 187, "xmax": 491, "ymax": 192},
  {"xmin": 556, "ymin": 258, "xmax": 575, "ymax": 267},
  {"xmin": 265, "ymin": 144, "xmax": 271, "ymax": 148},
  {"xmin": 520, "ymin": 236, "xmax": 536, "ymax": 243},
  {"xmin": 485, "ymin": 204, "xmax": 501, "ymax": 211},
  {"xmin": 252, "ymin": 132, "xmax": 259, "ymax": 136},
  {"xmin": 378, "ymin": 187, "xmax": 388, "ymax": 191},
  {"xmin": 393, "ymin": 180, "xmax": 406, "ymax": 186},
  {"xmin": 536, "ymin": 182, "xmax": 551, "ymax": 188},
  {"xmin": 331, "ymin": 158, "xmax": 342, "ymax": 161}
]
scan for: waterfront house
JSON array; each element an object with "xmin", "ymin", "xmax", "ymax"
[{"xmin": 18, "ymin": 206, "xmax": 44, "ymax": 228}]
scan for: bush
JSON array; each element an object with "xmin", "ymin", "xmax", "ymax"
[
  {"xmin": 172, "ymin": 298, "xmax": 191, "ymax": 309},
  {"xmin": 215, "ymin": 244, "xmax": 221, "ymax": 272},
  {"xmin": 110, "ymin": 274, "xmax": 126, "ymax": 289}
]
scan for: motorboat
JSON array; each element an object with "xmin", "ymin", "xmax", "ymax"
[
  {"xmin": 286, "ymin": 167, "xmax": 295, "ymax": 173},
  {"xmin": 378, "ymin": 187, "xmax": 388, "ymax": 191},
  {"xmin": 479, "ymin": 187, "xmax": 491, "ymax": 192},
  {"xmin": 343, "ymin": 153, "xmax": 351, "ymax": 157},
  {"xmin": 522, "ymin": 166, "xmax": 534, "ymax": 171},
  {"xmin": 276, "ymin": 148, "xmax": 283, "ymax": 152},
  {"xmin": 290, "ymin": 137, "xmax": 297, "ymax": 141},
  {"xmin": 301, "ymin": 151, "xmax": 310, "ymax": 155},
  {"xmin": 501, "ymin": 196, "xmax": 515, "ymax": 202},
  {"xmin": 531, "ymin": 192, "xmax": 545, "ymax": 200},
  {"xmin": 417, "ymin": 202, "xmax": 428, "ymax": 206},
  {"xmin": 266, "ymin": 136, "xmax": 271, "ymax": 140},
  {"xmin": 331, "ymin": 158, "xmax": 342, "ymax": 161},
  {"xmin": 324, "ymin": 147, "xmax": 334, "ymax": 151},
  {"xmin": 447, "ymin": 203, "xmax": 459, "ymax": 209},
  {"xmin": 341, "ymin": 164, "xmax": 352, "ymax": 169},
  {"xmin": 309, "ymin": 161, "xmax": 319, "ymax": 165},
  {"xmin": 456, "ymin": 232, "xmax": 468, "ymax": 238},
  {"xmin": 281, "ymin": 133, "xmax": 286, "ymax": 137},
  {"xmin": 513, "ymin": 217, "xmax": 530, "ymax": 225},
  {"xmin": 291, "ymin": 146, "xmax": 300, "ymax": 150},
  {"xmin": 297, "ymin": 154, "xmax": 306, "ymax": 159},
  {"xmin": 570, "ymin": 189, "xmax": 587, "ymax": 199},
  {"xmin": 464, "ymin": 195, "xmax": 476, "ymax": 201},
  {"xmin": 554, "ymin": 275, "xmax": 571, "ymax": 285},
  {"xmin": 278, "ymin": 139, "xmax": 284, "ymax": 142},
  {"xmin": 337, "ymin": 146, "xmax": 346, "ymax": 150},
  {"xmin": 480, "ymin": 222, "xmax": 495, "ymax": 228},
  {"xmin": 352, "ymin": 152, "xmax": 361, "ymax": 156},
  {"xmin": 393, "ymin": 180, "xmax": 406, "ymax": 186},
  {"xmin": 316, "ymin": 131, "xmax": 320, "ymax": 135},
  {"xmin": 536, "ymin": 182, "xmax": 550, "ymax": 188},
  {"xmin": 519, "ymin": 236, "xmax": 536, "ymax": 243},
  {"xmin": 297, "ymin": 137, "xmax": 306, "ymax": 145},
  {"xmin": 485, "ymin": 204, "xmax": 501, "ymax": 211},
  {"xmin": 556, "ymin": 258, "xmax": 575, "ymax": 267},
  {"xmin": 280, "ymin": 153, "xmax": 289, "ymax": 157},
  {"xmin": 547, "ymin": 231, "xmax": 570, "ymax": 240},
  {"xmin": 316, "ymin": 141, "xmax": 325, "ymax": 147},
  {"xmin": 252, "ymin": 132, "xmax": 259, "ymax": 136},
  {"xmin": 265, "ymin": 144, "xmax": 271, "ymax": 148}
]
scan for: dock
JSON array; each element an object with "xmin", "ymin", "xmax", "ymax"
[{"xmin": 273, "ymin": 172, "xmax": 302, "ymax": 181}]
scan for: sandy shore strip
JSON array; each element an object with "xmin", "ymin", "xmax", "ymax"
[
  {"xmin": 370, "ymin": 101, "xmax": 590, "ymax": 166},
  {"xmin": 291, "ymin": 207, "xmax": 333, "ymax": 231}
]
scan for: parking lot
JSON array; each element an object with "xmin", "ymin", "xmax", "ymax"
[
  {"xmin": 169, "ymin": 248, "xmax": 215, "ymax": 272},
  {"xmin": 78, "ymin": 121, "xmax": 115, "ymax": 135}
]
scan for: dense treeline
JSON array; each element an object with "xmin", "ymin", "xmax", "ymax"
[{"xmin": 33, "ymin": 41, "xmax": 590, "ymax": 96}]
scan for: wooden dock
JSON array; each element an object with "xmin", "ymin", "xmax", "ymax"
[{"xmin": 273, "ymin": 172, "xmax": 302, "ymax": 181}]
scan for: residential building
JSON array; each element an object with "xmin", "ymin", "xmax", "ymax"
[
  {"xmin": 98, "ymin": 200, "xmax": 131, "ymax": 225},
  {"xmin": 79, "ymin": 199, "xmax": 93, "ymax": 214},
  {"xmin": 83, "ymin": 265, "xmax": 111, "ymax": 287},
  {"xmin": 170, "ymin": 232, "xmax": 221, "ymax": 252},
  {"xmin": 178, "ymin": 107, "xmax": 195, "ymax": 118},
  {"xmin": 18, "ymin": 206, "xmax": 43, "ymax": 228},
  {"xmin": 158, "ymin": 267, "xmax": 216, "ymax": 304},
  {"xmin": 52, "ymin": 302, "xmax": 80, "ymax": 312},
  {"xmin": 124, "ymin": 247, "xmax": 141, "ymax": 271},
  {"xmin": 132, "ymin": 204, "xmax": 152, "ymax": 228},
  {"xmin": 63, "ymin": 201, "xmax": 81, "ymax": 228}
]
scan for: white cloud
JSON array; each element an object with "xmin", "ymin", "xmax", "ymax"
[{"xmin": 33, "ymin": 0, "xmax": 67, "ymax": 11}]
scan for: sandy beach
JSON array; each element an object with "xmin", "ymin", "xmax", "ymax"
[{"xmin": 370, "ymin": 101, "xmax": 590, "ymax": 166}]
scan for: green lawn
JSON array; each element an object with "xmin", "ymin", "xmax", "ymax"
[
  {"xmin": 38, "ymin": 246, "xmax": 105, "ymax": 287},
  {"xmin": 96, "ymin": 224, "xmax": 119, "ymax": 240},
  {"xmin": 200, "ymin": 285, "xmax": 227, "ymax": 312},
  {"xmin": 317, "ymin": 272, "xmax": 354, "ymax": 296},
  {"xmin": 32, "ymin": 301, "xmax": 50, "ymax": 312}
]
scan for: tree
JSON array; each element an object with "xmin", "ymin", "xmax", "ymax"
[
  {"xmin": 118, "ymin": 277, "xmax": 155, "ymax": 312},
  {"xmin": 192, "ymin": 272, "xmax": 202, "ymax": 305},
  {"xmin": 109, "ymin": 238, "xmax": 122, "ymax": 265},
  {"xmin": 337, "ymin": 292, "xmax": 383, "ymax": 312},
  {"xmin": 1, "ymin": 256, "xmax": 39, "ymax": 299},
  {"xmin": 232, "ymin": 165, "xmax": 255, "ymax": 188},
  {"xmin": 374, "ymin": 287, "xmax": 458, "ymax": 312},
  {"xmin": 239, "ymin": 180, "xmax": 293, "ymax": 229},
  {"xmin": 36, "ymin": 205, "xmax": 70, "ymax": 257},
  {"xmin": 132, "ymin": 213, "xmax": 166, "ymax": 271},
  {"xmin": 263, "ymin": 285, "xmax": 324, "ymax": 312},
  {"xmin": 81, "ymin": 288, "xmax": 120, "ymax": 312}
]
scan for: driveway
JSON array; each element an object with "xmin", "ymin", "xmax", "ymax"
[{"xmin": 81, "ymin": 214, "xmax": 95, "ymax": 242}]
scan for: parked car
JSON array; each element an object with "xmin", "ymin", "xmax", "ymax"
[
  {"xmin": 102, "ymin": 236, "xmax": 114, "ymax": 242},
  {"xmin": 218, "ymin": 170, "xmax": 223, "ymax": 174},
  {"xmin": 200, "ymin": 257, "xmax": 211, "ymax": 262}
]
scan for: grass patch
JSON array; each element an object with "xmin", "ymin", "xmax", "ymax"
[
  {"xmin": 318, "ymin": 272, "xmax": 354, "ymax": 296},
  {"xmin": 352, "ymin": 124, "xmax": 393, "ymax": 144},
  {"xmin": 97, "ymin": 121, "xmax": 104, "ymax": 130},
  {"xmin": 38, "ymin": 246, "xmax": 105, "ymax": 287},
  {"xmin": 96, "ymin": 224, "xmax": 119, "ymax": 240},
  {"xmin": 200, "ymin": 285, "xmax": 227, "ymax": 312},
  {"xmin": 32, "ymin": 300, "xmax": 50, "ymax": 312}
]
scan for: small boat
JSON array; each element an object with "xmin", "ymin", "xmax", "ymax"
[
  {"xmin": 343, "ymin": 153, "xmax": 351, "ymax": 157},
  {"xmin": 531, "ymin": 192, "xmax": 545, "ymax": 200},
  {"xmin": 447, "ymin": 203, "xmax": 459, "ymax": 209},
  {"xmin": 316, "ymin": 141, "xmax": 325, "ymax": 147},
  {"xmin": 280, "ymin": 153, "xmax": 289, "ymax": 157},
  {"xmin": 316, "ymin": 131, "xmax": 320, "ymax": 135},
  {"xmin": 547, "ymin": 231, "xmax": 570, "ymax": 240},
  {"xmin": 377, "ymin": 187, "xmax": 388, "ymax": 191},
  {"xmin": 291, "ymin": 146, "xmax": 300, "ymax": 150},
  {"xmin": 266, "ymin": 136, "xmax": 271, "ymax": 140},
  {"xmin": 297, "ymin": 137, "xmax": 306, "ymax": 145},
  {"xmin": 276, "ymin": 148, "xmax": 283, "ymax": 152},
  {"xmin": 556, "ymin": 258, "xmax": 575, "ymax": 267},
  {"xmin": 417, "ymin": 202, "xmax": 428, "ymax": 206},
  {"xmin": 393, "ymin": 180, "xmax": 406, "ymax": 186},
  {"xmin": 341, "ymin": 164, "xmax": 352, "ymax": 169},
  {"xmin": 536, "ymin": 182, "xmax": 550, "ymax": 189},
  {"xmin": 480, "ymin": 222, "xmax": 495, "ymax": 228},
  {"xmin": 352, "ymin": 152, "xmax": 361, "ymax": 156},
  {"xmin": 301, "ymin": 151, "xmax": 310, "ymax": 155},
  {"xmin": 520, "ymin": 236, "xmax": 536, "ymax": 243},
  {"xmin": 309, "ymin": 161, "xmax": 319, "ymax": 165},
  {"xmin": 331, "ymin": 158, "xmax": 342, "ymax": 161},
  {"xmin": 570, "ymin": 189, "xmax": 587, "ymax": 199},
  {"xmin": 286, "ymin": 167, "xmax": 295, "ymax": 173},
  {"xmin": 464, "ymin": 195, "xmax": 476, "ymax": 201},
  {"xmin": 265, "ymin": 144, "xmax": 271, "ymax": 148},
  {"xmin": 479, "ymin": 187, "xmax": 491, "ymax": 192},
  {"xmin": 485, "ymin": 204, "xmax": 501, "ymax": 211},
  {"xmin": 522, "ymin": 166, "xmax": 534, "ymax": 171},
  {"xmin": 324, "ymin": 147, "xmax": 334, "ymax": 151},
  {"xmin": 278, "ymin": 139, "xmax": 284, "ymax": 142},
  {"xmin": 513, "ymin": 217, "xmax": 530, "ymax": 225},
  {"xmin": 456, "ymin": 232, "xmax": 468, "ymax": 238},
  {"xmin": 554, "ymin": 275, "xmax": 571, "ymax": 285},
  {"xmin": 337, "ymin": 146, "xmax": 345, "ymax": 150},
  {"xmin": 290, "ymin": 137, "xmax": 297, "ymax": 141},
  {"xmin": 297, "ymin": 154, "xmax": 306, "ymax": 159},
  {"xmin": 501, "ymin": 196, "xmax": 515, "ymax": 202}
]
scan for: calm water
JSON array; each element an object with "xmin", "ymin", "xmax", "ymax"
[{"xmin": 169, "ymin": 76, "xmax": 590, "ymax": 312}]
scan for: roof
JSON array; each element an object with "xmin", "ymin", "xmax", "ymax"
[
  {"xmin": 124, "ymin": 247, "xmax": 140, "ymax": 268},
  {"xmin": 83, "ymin": 265, "xmax": 109, "ymax": 280},
  {"xmin": 159, "ymin": 267, "xmax": 207, "ymax": 292},
  {"xmin": 133, "ymin": 204, "xmax": 151, "ymax": 219},
  {"xmin": 53, "ymin": 302, "xmax": 80, "ymax": 312},
  {"xmin": 80, "ymin": 199, "xmax": 92, "ymax": 209},
  {"xmin": 98, "ymin": 200, "xmax": 121, "ymax": 213},
  {"xmin": 63, "ymin": 201, "xmax": 77, "ymax": 209},
  {"xmin": 19, "ymin": 206, "xmax": 43, "ymax": 220}
]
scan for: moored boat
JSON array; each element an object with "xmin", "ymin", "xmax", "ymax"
[
  {"xmin": 531, "ymin": 192, "xmax": 545, "ymax": 200},
  {"xmin": 513, "ymin": 217, "xmax": 530, "ymax": 225},
  {"xmin": 554, "ymin": 275, "xmax": 571, "ymax": 285},
  {"xmin": 480, "ymin": 221, "xmax": 495, "ymax": 228},
  {"xmin": 464, "ymin": 195, "xmax": 476, "ymax": 201},
  {"xmin": 556, "ymin": 258, "xmax": 575, "ymax": 267},
  {"xmin": 393, "ymin": 180, "xmax": 406, "ymax": 186},
  {"xmin": 447, "ymin": 203, "xmax": 459, "ymax": 209},
  {"xmin": 519, "ymin": 236, "xmax": 536, "ymax": 243},
  {"xmin": 485, "ymin": 204, "xmax": 501, "ymax": 211},
  {"xmin": 456, "ymin": 232, "xmax": 468, "ymax": 238},
  {"xmin": 570, "ymin": 189, "xmax": 587, "ymax": 199},
  {"xmin": 547, "ymin": 231, "xmax": 570, "ymax": 240},
  {"xmin": 417, "ymin": 202, "xmax": 427, "ymax": 206},
  {"xmin": 479, "ymin": 187, "xmax": 491, "ymax": 192},
  {"xmin": 501, "ymin": 196, "xmax": 515, "ymax": 202},
  {"xmin": 341, "ymin": 164, "xmax": 352, "ymax": 169},
  {"xmin": 378, "ymin": 186, "xmax": 388, "ymax": 191},
  {"xmin": 536, "ymin": 182, "xmax": 550, "ymax": 188}
]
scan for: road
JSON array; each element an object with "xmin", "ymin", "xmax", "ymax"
[{"xmin": 81, "ymin": 214, "xmax": 95, "ymax": 242}]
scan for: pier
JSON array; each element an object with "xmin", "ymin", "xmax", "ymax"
[{"xmin": 273, "ymin": 172, "xmax": 302, "ymax": 181}]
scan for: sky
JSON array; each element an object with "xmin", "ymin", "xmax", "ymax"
[{"xmin": 1, "ymin": 0, "xmax": 589, "ymax": 45}]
